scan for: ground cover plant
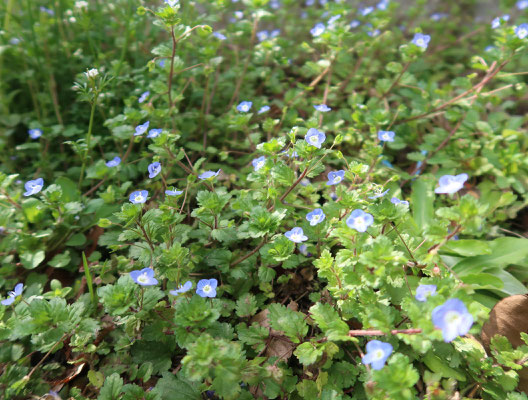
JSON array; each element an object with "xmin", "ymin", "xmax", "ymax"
[{"xmin": 1, "ymin": 0, "xmax": 528, "ymax": 398}]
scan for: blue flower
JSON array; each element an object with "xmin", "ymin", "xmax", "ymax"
[
  {"xmin": 346, "ymin": 209, "xmax": 374, "ymax": 233},
  {"xmin": 415, "ymin": 284, "xmax": 437, "ymax": 302},
  {"xmin": 377, "ymin": 0, "xmax": 390, "ymax": 10},
  {"xmin": 306, "ymin": 208, "xmax": 325, "ymax": 226},
  {"xmin": 491, "ymin": 15, "xmax": 509, "ymax": 29},
  {"xmin": 314, "ymin": 104, "xmax": 331, "ymax": 112},
  {"xmin": 434, "ymin": 173, "xmax": 468, "ymax": 194},
  {"xmin": 213, "ymin": 31, "xmax": 226, "ymax": 40},
  {"xmin": 310, "ymin": 23, "xmax": 325, "ymax": 37},
  {"xmin": 328, "ymin": 14, "xmax": 341, "ymax": 25},
  {"xmin": 360, "ymin": 7, "xmax": 374, "ymax": 16},
  {"xmin": 28, "ymin": 129, "xmax": 42, "ymax": 139},
  {"xmin": 147, "ymin": 129, "xmax": 162, "ymax": 138},
  {"xmin": 196, "ymin": 279, "xmax": 218, "ymax": 298},
  {"xmin": 1, "ymin": 283, "xmax": 24, "ymax": 306},
  {"xmin": 518, "ymin": 0, "xmax": 528, "ymax": 9},
  {"xmin": 368, "ymin": 189, "xmax": 389, "ymax": 199},
  {"xmin": 252, "ymin": 156, "xmax": 266, "ymax": 171},
  {"xmin": 411, "ymin": 33, "xmax": 431, "ymax": 49},
  {"xmin": 129, "ymin": 190, "xmax": 148, "ymax": 204},
  {"xmin": 270, "ymin": 29, "xmax": 280, "ymax": 38},
  {"xmin": 170, "ymin": 281, "xmax": 192, "ymax": 296},
  {"xmin": 106, "ymin": 156, "xmax": 121, "ymax": 167},
  {"xmin": 164, "ymin": 0, "xmax": 179, "ymax": 7},
  {"xmin": 138, "ymin": 91, "xmax": 150, "ymax": 103},
  {"xmin": 135, "ymin": 121, "xmax": 150, "ymax": 136},
  {"xmin": 515, "ymin": 23, "xmax": 528, "ymax": 39},
  {"xmin": 361, "ymin": 340, "xmax": 393, "ymax": 370},
  {"xmin": 280, "ymin": 149, "xmax": 298, "ymax": 158},
  {"xmin": 199, "ymin": 169, "xmax": 221, "ymax": 180},
  {"xmin": 350, "ymin": 20, "xmax": 360, "ymax": 28},
  {"xmin": 40, "ymin": 6, "xmax": 55, "ymax": 15},
  {"xmin": 305, "ymin": 128, "xmax": 326, "ymax": 149},
  {"xmin": 432, "ymin": 298, "xmax": 473, "ymax": 342},
  {"xmin": 431, "ymin": 13, "xmax": 448, "ymax": 21},
  {"xmin": 378, "ymin": 130, "xmax": 395, "ymax": 142},
  {"xmin": 165, "ymin": 189, "xmax": 183, "ymax": 196},
  {"xmin": 237, "ymin": 101, "xmax": 252, "ymax": 113},
  {"xmin": 24, "ymin": 178, "xmax": 44, "ymax": 196},
  {"xmin": 257, "ymin": 30, "xmax": 269, "ymax": 42},
  {"xmin": 285, "ymin": 227, "xmax": 308, "ymax": 243},
  {"xmin": 390, "ymin": 197, "xmax": 409, "ymax": 206},
  {"xmin": 148, "ymin": 162, "xmax": 162, "ymax": 178},
  {"xmin": 130, "ymin": 267, "xmax": 158, "ymax": 286},
  {"xmin": 258, "ymin": 105, "xmax": 270, "ymax": 114},
  {"xmin": 326, "ymin": 170, "xmax": 345, "ymax": 186},
  {"xmin": 299, "ymin": 244, "xmax": 311, "ymax": 256}
]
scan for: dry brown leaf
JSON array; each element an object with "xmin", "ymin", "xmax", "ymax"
[{"xmin": 481, "ymin": 294, "xmax": 528, "ymax": 392}]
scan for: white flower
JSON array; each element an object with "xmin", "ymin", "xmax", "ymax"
[
  {"xmin": 75, "ymin": 1, "xmax": 89, "ymax": 10},
  {"xmin": 85, "ymin": 68, "xmax": 99, "ymax": 79}
]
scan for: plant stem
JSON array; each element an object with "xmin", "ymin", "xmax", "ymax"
[{"xmin": 78, "ymin": 95, "xmax": 99, "ymax": 188}]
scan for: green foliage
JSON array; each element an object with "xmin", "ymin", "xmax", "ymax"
[{"xmin": 1, "ymin": 0, "xmax": 528, "ymax": 398}]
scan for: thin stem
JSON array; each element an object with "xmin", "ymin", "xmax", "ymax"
[
  {"xmin": 230, "ymin": 237, "xmax": 267, "ymax": 267},
  {"xmin": 78, "ymin": 95, "xmax": 99, "ymax": 188},
  {"xmin": 27, "ymin": 333, "xmax": 69, "ymax": 379},
  {"xmin": 348, "ymin": 328, "xmax": 422, "ymax": 337}
]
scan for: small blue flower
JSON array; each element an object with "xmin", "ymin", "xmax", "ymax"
[
  {"xmin": 270, "ymin": 29, "xmax": 280, "ymax": 38},
  {"xmin": 130, "ymin": 267, "xmax": 158, "ymax": 286},
  {"xmin": 147, "ymin": 129, "xmax": 162, "ymax": 138},
  {"xmin": 252, "ymin": 156, "xmax": 266, "ymax": 171},
  {"xmin": 306, "ymin": 208, "xmax": 325, "ymax": 226},
  {"xmin": 415, "ymin": 284, "xmax": 437, "ymax": 302},
  {"xmin": 431, "ymin": 13, "xmax": 448, "ymax": 21},
  {"xmin": 213, "ymin": 31, "xmax": 226, "ymax": 40},
  {"xmin": 360, "ymin": 7, "xmax": 374, "ymax": 16},
  {"xmin": 378, "ymin": 130, "xmax": 395, "ymax": 142},
  {"xmin": 165, "ymin": 189, "xmax": 183, "ymax": 196},
  {"xmin": 300, "ymin": 178, "xmax": 310, "ymax": 187},
  {"xmin": 305, "ymin": 128, "xmax": 326, "ymax": 149},
  {"xmin": 138, "ymin": 91, "xmax": 150, "ymax": 103},
  {"xmin": 328, "ymin": 14, "xmax": 341, "ymax": 25},
  {"xmin": 24, "ymin": 178, "xmax": 44, "ymax": 196},
  {"xmin": 1, "ymin": 283, "xmax": 24, "ymax": 306},
  {"xmin": 411, "ymin": 33, "xmax": 431, "ymax": 49},
  {"xmin": 199, "ymin": 169, "xmax": 221, "ymax": 180},
  {"xmin": 299, "ymin": 244, "xmax": 311, "ymax": 256},
  {"xmin": 196, "ymin": 279, "xmax": 218, "ymax": 298},
  {"xmin": 237, "ymin": 101, "xmax": 252, "ymax": 112},
  {"xmin": 170, "ymin": 281, "xmax": 192, "ymax": 296},
  {"xmin": 258, "ymin": 105, "xmax": 270, "ymax": 114},
  {"xmin": 432, "ymin": 298, "xmax": 473, "ymax": 342},
  {"xmin": 346, "ymin": 209, "xmax": 374, "ymax": 233},
  {"xmin": 313, "ymin": 104, "xmax": 331, "ymax": 112},
  {"xmin": 257, "ymin": 30, "xmax": 269, "ymax": 42},
  {"xmin": 234, "ymin": 11, "xmax": 243, "ymax": 19},
  {"xmin": 390, "ymin": 197, "xmax": 409, "ymax": 206},
  {"xmin": 28, "ymin": 129, "xmax": 42, "ymax": 139},
  {"xmin": 40, "ymin": 6, "xmax": 55, "ymax": 15},
  {"xmin": 326, "ymin": 170, "xmax": 345, "ymax": 186},
  {"xmin": 368, "ymin": 189, "xmax": 389, "ymax": 199},
  {"xmin": 377, "ymin": 0, "xmax": 390, "ymax": 10},
  {"xmin": 164, "ymin": 0, "xmax": 179, "ymax": 7},
  {"xmin": 515, "ymin": 23, "xmax": 528, "ymax": 39},
  {"xmin": 434, "ymin": 173, "xmax": 468, "ymax": 194},
  {"xmin": 159, "ymin": 59, "xmax": 166, "ymax": 67},
  {"xmin": 135, "ymin": 121, "xmax": 150, "ymax": 136},
  {"xmin": 518, "ymin": 0, "xmax": 528, "ymax": 10},
  {"xmin": 350, "ymin": 20, "xmax": 360, "ymax": 29},
  {"xmin": 361, "ymin": 340, "xmax": 393, "ymax": 370},
  {"xmin": 106, "ymin": 156, "xmax": 121, "ymax": 167},
  {"xmin": 491, "ymin": 15, "xmax": 509, "ymax": 29},
  {"xmin": 280, "ymin": 149, "xmax": 298, "ymax": 158},
  {"xmin": 148, "ymin": 162, "xmax": 162, "ymax": 179},
  {"xmin": 285, "ymin": 227, "xmax": 308, "ymax": 243},
  {"xmin": 310, "ymin": 23, "xmax": 325, "ymax": 37},
  {"xmin": 129, "ymin": 190, "xmax": 148, "ymax": 204}
]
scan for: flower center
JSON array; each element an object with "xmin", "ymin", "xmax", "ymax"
[
  {"xmin": 354, "ymin": 217, "xmax": 366, "ymax": 230},
  {"xmin": 257, "ymin": 161, "xmax": 264, "ymax": 169},
  {"xmin": 135, "ymin": 195, "xmax": 144, "ymax": 203},
  {"xmin": 203, "ymin": 285, "xmax": 211, "ymax": 293},
  {"xmin": 373, "ymin": 349, "xmax": 385, "ymax": 360},
  {"xmin": 416, "ymin": 38, "xmax": 424, "ymax": 46},
  {"xmin": 333, "ymin": 176, "xmax": 342, "ymax": 183},
  {"xmin": 137, "ymin": 273, "xmax": 149, "ymax": 283},
  {"xmin": 311, "ymin": 215, "xmax": 320, "ymax": 223},
  {"xmin": 310, "ymin": 136, "xmax": 319, "ymax": 144},
  {"xmin": 445, "ymin": 311, "xmax": 461, "ymax": 325},
  {"xmin": 8, "ymin": 291, "xmax": 16, "ymax": 297}
]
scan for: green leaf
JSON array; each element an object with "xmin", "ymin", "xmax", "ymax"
[
  {"xmin": 20, "ymin": 250, "xmax": 45, "ymax": 270},
  {"xmin": 423, "ymin": 352, "xmax": 466, "ymax": 381},
  {"xmin": 267, "ymin": 303, "xmax": 308, "ymax": 343},
  {"xmin": 411, "ymin": 178, "xmax": 434, "ymax": 230},
  {"xmin": 88, "ymin": 370, "xmax": 104, "ymax": 388},
  {"xmin": 294, "ymin": 342, "xmax": 323, "ymax": 365},
  {"xmin": 235, "ymin": 293, "xmax": 258, "ymax": 318},
  {"xmin": 453, "ymin": 238, "xmax": 528, "ymax": 275},
  {"xmin": 98, "ymin": 373, "xmax": 124, "ymax": 400},
  {"xmin": 443, "ymin": 239, "xmax": 491, "ymax": 257}
]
